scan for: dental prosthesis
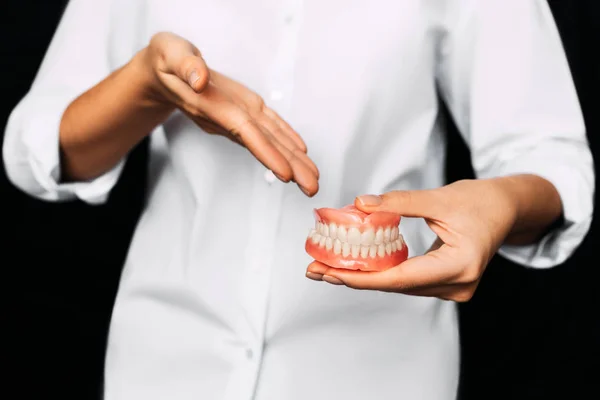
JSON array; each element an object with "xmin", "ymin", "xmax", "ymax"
[{"xmin": 305, "ymin": 205, "xmax": 409, "ymax": 271}]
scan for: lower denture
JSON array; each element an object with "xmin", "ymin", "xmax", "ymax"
[{"xmin": 305, "ymin": 204, "xmax": 409, "ymax": 271}]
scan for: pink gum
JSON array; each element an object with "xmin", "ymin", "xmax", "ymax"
[{"xmin": 314, "ymin": 205, "xmax": 401, "ymax": 230}]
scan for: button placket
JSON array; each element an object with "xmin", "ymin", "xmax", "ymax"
[{"xmin": 228, "ymin": 2, "xmax": 304, "ymax": 400}]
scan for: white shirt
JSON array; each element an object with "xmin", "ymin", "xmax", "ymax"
[{"xmin": 3, "ymin": 0, "xmax": 595, "ymax": 399}]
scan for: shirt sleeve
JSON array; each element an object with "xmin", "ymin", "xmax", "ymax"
[
  {"xmin": 2, "ymin": 0, "xmax": 125, "ymax": 205},
  {"xmin": 435, "ymin": 0, "xmax": 595, "ymax": 269}
]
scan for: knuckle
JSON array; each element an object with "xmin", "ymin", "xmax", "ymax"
[
  {"xmin": 149, "ymin": 31, "xmax": 168, "ymax": 46},
  {"xmin": 449, "ymin": 289, "xmax": 475, "ymax": 303},
  {"xmin": 457, "ymin": 265, "xmax": 480, "ymax": 285},
  {"xmin": 181, "ymin": 54, "xmax": 198, "ymax": 71},
  {"xmin": 251, "ymin": 95, "xmax": 266, "ymax": 112}
]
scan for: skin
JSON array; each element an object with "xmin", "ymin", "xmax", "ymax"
[
  {"xmin": 57, "ymin": 31, "xmax": 563, "ymax": 302},
  {"xmin": 306, "ymin": 175, "xmax": 564, "ymax": 302},
  {"xmin": 59, "ymin": 32, "xmax": 319, "ymax": 196}
]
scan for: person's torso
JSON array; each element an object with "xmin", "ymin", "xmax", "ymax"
[{"xmin": 104, "ymin": 1, "xmax": 459, "ymax": 399}]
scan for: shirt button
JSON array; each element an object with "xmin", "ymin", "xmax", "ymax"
[
  {"xmin": 264, "ymin": 169, "xmax": 277, "ymax": 184},
  {"xmin": 284, "ymin": 15, "xmax": 294, "ymax": 24},
  {"xmin": 270, "ymin": 90, "xmax": 284, "ymax": 101},
  {"xmin": 246, "ymin": 348, "xmax": 254, "ymax": 360}
]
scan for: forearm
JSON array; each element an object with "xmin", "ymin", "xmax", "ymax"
[
  {"xmin": 492, "ymin": 174, "xmax": 563, "ymax": 246},
  {"xmin": 59, "ymin": 49, "xmax": 173, "ymax": 181}
]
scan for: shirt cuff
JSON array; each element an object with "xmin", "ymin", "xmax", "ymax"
[
  {"xmin": 493, "ymin": 156, "xmax": 594, "ymax": 269},
  {"xmin": 20, "ymin": 94, "xmax": 125, "ymax": 205}
]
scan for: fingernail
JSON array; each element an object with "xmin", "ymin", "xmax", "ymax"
[
  {"xmin": 300, "ymin": 186, "xmax": 313, "ymax": 197},
  {"xmin": 188, "ymin": 70, "xmax": 200, "ymax": 88},
  {"xmin": 306, "ymin": 272, "xmax": 324, "ymax": 281},
  {"xmin": 356, "ymin": 195, "xmax": 382, "ymax": 207},
  {"xmin": 273, "ymin": 172, "xmax": 289, "ymax": 182},
  {"xmin": 322, "ymin": 275, "xmax": 344, "ymax": 285}
]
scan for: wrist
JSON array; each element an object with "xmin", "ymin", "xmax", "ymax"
[
  {"xmin": 490, "ymin": 175, "xmax": 562, "ymax": 245},
  {"xmin": 489, "ymin": 176, "xmax": 521, "ymax": 229}
]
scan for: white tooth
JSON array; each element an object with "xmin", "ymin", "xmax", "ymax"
[
  {"xmin": 342, "ymin": 242, "xmax": 351, "ymax": 257},
  {"xmin": 325, "ymin": 237, "xmax": 333, "ymax": 251},
  {"xmin": 312, "ymin": 233, "xmax": 321, "ymax": 244},
  {"xmin": 351, "ymin": 244, "xmax": 360, "ymax": 258},
  {"xmin": 319, "ymin": 236, "xmax": 326, "ymax": 248},
  {"xmin": 391, "ymin": 241, "xmax": 397, "ymax": 252},
  {"xmin": 385, "ymin": 243, "xmax": 392, "ymax": 255},
  {"xmin": 308, "ymin": 229, "xmax": 316, "ymax": 239},
  {"xmin": 333, "ymin": 239, "xmax": 342, "ymax": 255},
  {"xmin": 375, "ymin": 228, "xmax": 384, "ymax": 245},
  {"xmin": 329, "ymin": 223, "xmax": 337, "ymax": 240},
  {"xmin": 384, "ymin": 227, "xmax": 391, "ymax": 242},
  {"xmin": 377, "ymin": 244, "xmax": 386, "ymax": 257},
  {"xmin": 369, "ymin": 245, "xmax": 378, "ymax": 258},
  {"xmin": 361, "ymin": 229, "xmax": 375, "ymax": 245},
  {"xmin": 396, "ymin": 238, "xmax": 403, "ymax": 250},
  {"xmin": 360, "ymin": 246, "xmax": 369, "ymax": 258},
  {"xmin": 322, "ymin": 223, "xmax": 329, "ymax": 237},
  {"xmin": 348, "ymin": 227, "xmax": 361, "ymax": 245},
  {"xmin": 391, "ymin": 226, "xmax": 399, "ymax": 240},
  {"xmin": 338, "ymin": 225, "xmax": 348, "ymax": 242},
  {"xmin": 317, "ymin": 222, "xmax": 323, "ymax": 234}
]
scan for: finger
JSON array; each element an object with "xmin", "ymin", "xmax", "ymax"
[
  {"xmin": 267, "ymin": 134, "xmax": 319, "ymax": 196},
  {"xmin": 263, "ymin": 107, "xmax": 307, "ymax": 153},
  {"xmin": 288, "ymin": 148, "xmax": 319, "ymax": 180},
  {"xmin": 403, "ymin": 282, "xmax": 479, "ymax": 303},
  {"xmin": 305, "ymin": 247, "xmax": 462, "ymax": 292},
  {"xmin": 305, "ymin": 262, "xmax": 475, "ymax": 302},
  {"xmin": 354, "ymin": 189, "xmax": 445, "ymax": 220},
  {"xmin": 257, "ymin": 114, "xmax": 299, "ymax": 153},
  {"xmin": 161, "ymin": 41, "xmax": 210, "ymax": 93},
  {"xmin": 187, "ymin": 85, "xmax": 296, "ymax": 181},
  {"xmin": 231, "ymin": 118, "xmax": 294, "ymax": 182},
  {"xmin": 257, "ymin": 113, "xmax": 320, "ymax": 178},
  {"xmin": 187, "ymin": 115, "xmax": 228, "ymax": 135},
  {"xmin": 165, "ymin": 75, "xmax": 295, "ymax": 182}
]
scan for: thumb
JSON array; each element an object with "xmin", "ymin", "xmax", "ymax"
[
  {"xmin": 354, "ymin": 189, "xmax": 442, "ymax": 219},
  {"xmin": 152, "ymin": 32, "xmax": 211, "ymax": 93},
  {"xmin": 180, "ymin": 54, "xmax": 210, "ymax": 93}
]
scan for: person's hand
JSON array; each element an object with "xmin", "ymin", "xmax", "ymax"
[
  {"xmin": 306, "ymin": 178, "xmax": 521, "ymax": 302},
  {"xmin": 138, "ymin": 32, "xmax": 319, "ymax": 196}
]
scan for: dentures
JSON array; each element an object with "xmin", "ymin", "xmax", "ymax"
[{"xmin": 305, "ymin": 205, "xmax": 409, "ymax": 271}]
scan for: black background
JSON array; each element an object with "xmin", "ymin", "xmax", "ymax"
[{"xmin": 1, "ymin": 1, "xmax": 598, "ymax": 399}]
